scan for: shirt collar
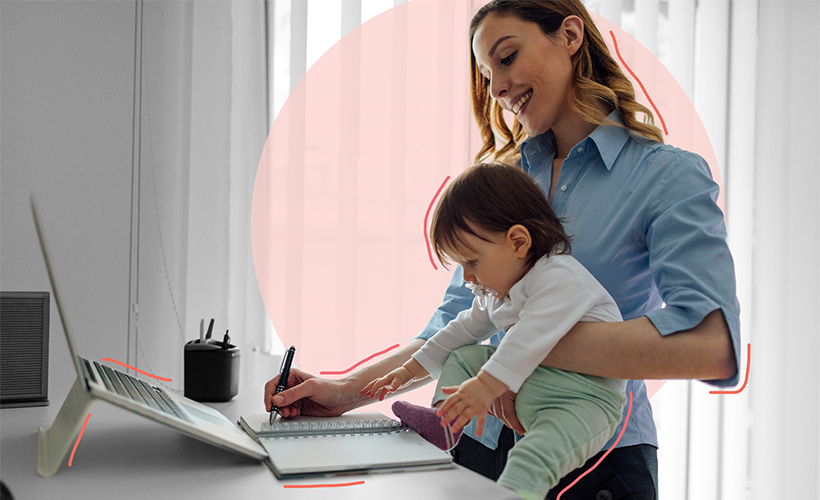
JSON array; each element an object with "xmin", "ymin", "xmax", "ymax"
[
  {"xmin": 521, "ymin": 111, "xmax": 630, "ymax": 172},
  {"xmin": 587, "ymin": 111, "xmax": 630, "ymax": 171}
]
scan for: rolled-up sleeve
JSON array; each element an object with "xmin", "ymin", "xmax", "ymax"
[{"xmin": 644, "ymin": 150, "xmax": 741, "ymax": 387}]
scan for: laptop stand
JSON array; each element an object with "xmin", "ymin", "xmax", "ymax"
[{"xmin": 37, "ymin": 377, "xmax": 94, "ymax": 477}]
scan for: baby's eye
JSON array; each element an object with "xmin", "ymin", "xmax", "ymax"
[
  {"xmin": 500, "ymin": 51, "xmax": 516, "ymax": 66},
  {"xmin": 466, "ymin": 260, "xmax": 479, "ymax": 268}
]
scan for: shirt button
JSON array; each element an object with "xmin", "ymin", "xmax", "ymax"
[
  {"xmin": 596, "ymin": 490, "xmax": 613, "ymax": 500},
  {"xmin": 560, "ymin": 185, "xmax": 567, "ymax": 192},
  {"xmin": 576, "ymin": 146, "xmax": 584, "ymax": 153}
]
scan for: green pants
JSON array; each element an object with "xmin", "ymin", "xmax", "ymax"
[{"xmin": 434, "ymin": 345, "xmax": 627, "ymax": 500}]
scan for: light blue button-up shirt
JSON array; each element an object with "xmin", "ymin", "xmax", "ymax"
[{"xmin": 417, "ymin": 112, "xmax": 741, "ymax": 451}]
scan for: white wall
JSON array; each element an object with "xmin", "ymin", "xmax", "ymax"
[
  {"xmin": 0, "ymin": 0, "xmax": 271, "ymax": 400},
  {"xmin": 0, "ymin": 0, "xmax": 201, "ymax": 395},
  {"xmin": 1, "ymin": 0, "xmax": 139, "ymax": 399}
]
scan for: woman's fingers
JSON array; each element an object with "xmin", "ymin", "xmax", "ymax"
[
  {"xmin": 488, "ymin": 390, "xmax": 525, "ymax": 434},
  {"xmin": 474, "ymin": 414, "xmax": 486, "ymax": 436}
]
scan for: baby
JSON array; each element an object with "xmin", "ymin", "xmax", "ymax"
[{"xmin": 363, "ymin": 163, "xmax": 627, "ymax": 500}]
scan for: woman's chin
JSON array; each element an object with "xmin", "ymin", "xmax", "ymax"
[{"xmin": 519, "ymin": 119, "xmax": 546, "ymax": 138}]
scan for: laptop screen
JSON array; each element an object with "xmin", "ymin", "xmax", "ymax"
[{"xmin": 30, "ymin": 196, "xmax": 87, "ymax": 385}]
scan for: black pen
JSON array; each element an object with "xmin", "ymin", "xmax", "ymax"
[
  {"xmin": 270, "ymin": 345, "xmax": 296, "ymax": 425},
  {"xmin": 222, "ymin": 330, "xmax": 230, "ymax": 350},
  {"xmin": 205, "ymin": 318, "xmax": 215, "ymax": 340}
]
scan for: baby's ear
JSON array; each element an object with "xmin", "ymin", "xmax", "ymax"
[{"xmin": 507, "ymin": 225, "xmax": 531, "ymax": 257}]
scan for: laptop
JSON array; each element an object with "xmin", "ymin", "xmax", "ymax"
[{"xmin": 31, "ymin": 197, "xmax": 267, "ymax": 477}]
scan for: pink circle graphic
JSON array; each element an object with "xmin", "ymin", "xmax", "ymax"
[{"xmin": 251, "ymin": 1, "xmax": 721, "ymax": 408}]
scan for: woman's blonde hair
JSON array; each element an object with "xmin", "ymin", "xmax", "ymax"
[{"xmin": 469, "ymin": 0, "xmax": 663, "ymax": 164}]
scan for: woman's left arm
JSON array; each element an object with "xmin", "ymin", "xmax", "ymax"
[
  {"xmin": 543, "ymin": 310, "xmax": 736, "ymax": 381},
  {"xmin": 545, "ymin": 148, "xmax": 740, "ymax": 383}
]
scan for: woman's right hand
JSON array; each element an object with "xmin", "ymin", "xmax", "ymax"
[
  {"xmin": 264, "ymin": 339, "xmax": 429, "ymax": 418},
  {"xmin": 488, "ymin": 390, "xmax": 525, "ymax": 435},
  {"xmin": 264, "ymin": 367, "xmax": 356, "ymax": 418}
]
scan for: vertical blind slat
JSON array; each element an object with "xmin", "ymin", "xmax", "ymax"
[
  {"xmin": 595, "ymin": 0, "xmax": 624, "ymax": 28},
  {"xmin": 290, "ymin": 0, "xmax": 308, "ymax": 92},
  {"xmin": 690, "ymin": 3, "xmax": 731, "ymax": 500},
  {"xmin": 337, "ymin": 0, "xmax": 361, "ymax": 371},
  {"xmin": 667, "ymin": 0, "xmax": 696, "ymax": 99},
  {"xmin": 722, "ymin": 3, "xmax": 758, "ymax": 498},
  {"xmin": 634, "ymin": 0, "xmax": 660, "ymax": 56}
]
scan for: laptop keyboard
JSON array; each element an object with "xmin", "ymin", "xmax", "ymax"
[{"xmin": 84, "ymin": 358, "xmax": 188, "ymax": 421}]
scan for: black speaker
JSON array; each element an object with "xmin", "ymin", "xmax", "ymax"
[{"xmin": 0, "ymin": 291, "xmax": 50, "ymax": 407}]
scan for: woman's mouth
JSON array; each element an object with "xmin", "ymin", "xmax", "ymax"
[{"xmin": 511, "ymin": 90, "xmax": 532, "ymax": 115}]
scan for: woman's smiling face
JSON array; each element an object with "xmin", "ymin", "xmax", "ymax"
[{"xmin": 471, "ymin": 13, "xmax": 578, "ymax": 137}]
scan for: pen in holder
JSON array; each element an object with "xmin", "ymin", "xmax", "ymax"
[{"xmin": 184, "ymin": 329, "xmax": 239, "ymax": 402}]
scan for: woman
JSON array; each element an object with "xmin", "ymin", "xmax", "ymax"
[{"xmin": 265, "ymin": 1, "xmax": 740, "ymax": 498}]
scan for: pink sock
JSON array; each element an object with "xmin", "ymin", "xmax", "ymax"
[{"xmin": 392, "ymin": 401, "xmax": 462, "ymax": 451}]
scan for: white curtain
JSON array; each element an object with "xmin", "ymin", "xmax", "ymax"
[
  {"xmin": 184, "ymin": 1, "xmax": 273, "ymax": 386},
  {"xmin": 749, "ymin": 1, "xmax": 820, "ymax": 498},
  {"xmin": 133, "ymin": 1, "xmax": 273, "ymax": 392}
]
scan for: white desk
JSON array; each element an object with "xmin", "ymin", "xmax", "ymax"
[{"xmin": 0, "ymin": 379, "xmax": 521, "ymax": 500}]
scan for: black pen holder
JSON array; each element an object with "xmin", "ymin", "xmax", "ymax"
[{"xmin": 184, "ymin": 340, "xmax": 240, "ymax": 402}]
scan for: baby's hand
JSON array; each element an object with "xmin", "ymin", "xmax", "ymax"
[
  {"xmin": 437, "ymin": 371, "xmax": 508, "ymax": 436},
  {"xmin": 361, "ymin": 367, "xmax": 413, "ymax": 401}
]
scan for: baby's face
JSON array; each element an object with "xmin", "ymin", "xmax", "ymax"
[{"xmin": 446, "ymin": 228, "xmax": 528, "ymax": 301}]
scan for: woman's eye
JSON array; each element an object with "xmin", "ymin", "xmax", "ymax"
[{"xmin": 500, "ymin": 51, "xmax": 516, "ymax": 66}]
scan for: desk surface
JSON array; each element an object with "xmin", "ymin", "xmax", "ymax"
[{"xmin": 0, "ymin": 379, "xmax": 521, "ymax": 500}]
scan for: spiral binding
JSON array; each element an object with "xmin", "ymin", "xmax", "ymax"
[{"xmin": 259, "ymin": 418, "xmax": 404, "ymax": 438}]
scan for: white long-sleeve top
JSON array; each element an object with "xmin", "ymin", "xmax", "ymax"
[{"xmin": 412, "ymin": 254, "xmax": 623, "ymax": 393}]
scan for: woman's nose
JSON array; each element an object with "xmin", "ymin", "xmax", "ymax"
[{"xmin": 489, "ymin": 74, "xmax": 508, "ymax": 100}]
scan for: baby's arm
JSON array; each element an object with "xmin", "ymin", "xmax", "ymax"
[
  {"xmin": 437, "ymin": 370, "xmax": 509, "ymax": 436},
  {"xmin": 361, "ymin": 358, "xmax": 430, "ymax": 401}
]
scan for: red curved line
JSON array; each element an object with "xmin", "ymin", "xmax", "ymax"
[
  {"xmin": 284, "ymin": 480, "xmax": 365, "ymax": 489},
  {"xmin": 557, "ymin": 391, "xmax": 633, "ymax": 500},
  {"xmin": 710, "ymin": 343, "xmax": 751, "ymax": 395},
  {"xmin": 102, "ymin": 357, "xmax": 173, "ymax": 382},
  {"xmin": 68, "ymin": 413, "xmax": 91, "ymax": 467},
  {"xmin": 608, "ymin": 31, "xmax": 668, "ymax": 136},
  {"xmin": 320, "ymin": 344, "xmax": 401, "ymax": 376},
  {"xmin": 424, "ymin": 176, "xmax": 451, "ymax": 270}
]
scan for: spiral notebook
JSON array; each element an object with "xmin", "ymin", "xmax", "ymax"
[{"xmin": 237, "ymin": 412, "xmax": 453, "ymax": 479}]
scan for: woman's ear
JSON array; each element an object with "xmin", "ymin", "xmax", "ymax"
[
  {"xmin": 507, "ymin": 225, "xmax": 532, "ymax": 258},
  {"xmin": 561, "ymin": 15, "xmax": 585, "ymax": 57}
]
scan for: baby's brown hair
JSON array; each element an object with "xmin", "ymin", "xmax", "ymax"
[{"xmin": 431, "ymin": 163, "xmax": 570, "ymax": 269}]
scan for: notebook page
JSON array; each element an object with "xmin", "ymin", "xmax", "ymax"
[{"xmin": 262, "ymin": 428, "xmax": 451, "ymax": 476}]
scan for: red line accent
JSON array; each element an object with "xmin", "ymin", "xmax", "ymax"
[
  {"xmin": 557, "ymin": 392, "xmax": 633, "ymax": 500},
  {"xmin": 284, "ymin": 480, "xmax": 365, "ymax": 489},
  {"xmin": 102, "ymin": 357, "xmax": 173, "ymax": 382},
  {"xmin": 608, "ymin": 31, "xmax": 668, "ymax": 136},
  {"xmin": 320, "ymin": 344, "xmax": 401, "ymax": 376},
  {"xmin": 710, "ymin": 343, "xmax": 751, "ymax": 395},
  {"xmin": 424, "ymin": 176, "xmax": 451, "ymax": 270},
  {"xmin": 68, "ymin": 413, "xmax": 91, "ymax": 467}
]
